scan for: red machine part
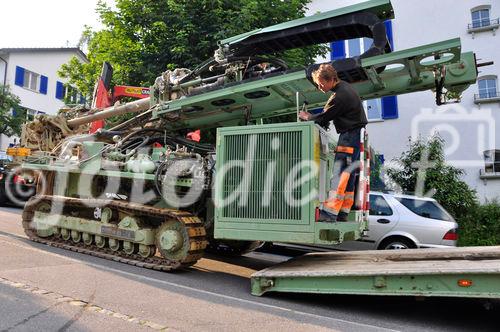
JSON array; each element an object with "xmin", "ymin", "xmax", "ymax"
[
  {"xmin": 186, "ymin": 129, "xmax": 201, "ymax": 142},
  {"xmin": 88, "ymin": 62, "xmax": 199, "ymax": 140},
  {"xmin": 89, "ymin": 84, "xmax": 150, "ymax": 134},
  {"xmin": 113, "ymin": 86, "xmax": 150, "ymax": 100},
  {"xmin": 89, "ymin": 80, "xmax": 112, "ymax": 133}
]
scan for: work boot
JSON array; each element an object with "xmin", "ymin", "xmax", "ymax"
[
  {"xmin": 318, "ymin": 209, "xmax": 338, "ymax": 222},
  {"xmin": 336, "ymin": 212, "xmax": 349, "ymax": 222}
]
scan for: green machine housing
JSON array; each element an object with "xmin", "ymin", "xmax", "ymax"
[{"xmin": 214, "ymin": 121, "xmax": 368, "ymax": 245}]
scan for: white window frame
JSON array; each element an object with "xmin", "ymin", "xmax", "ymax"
[
  {"xmin": 24, "ymin": 108, "xmax": 40, "ymax": 121},
  {"xmin": 366, "ymin": 99, "xmax": 383, "ymax": 122},
  {"xmin": 480, "ymin": 149, "xmax": 500, "ymax": 180},
  {"xmin": 475, "ymin": 75, "xmax": 500, "ymax": 104},
  {"xmin": 472, "ymin": 7, "xmax": 490, "ymax": 28},
  {"xmin": 468, "ymin": 5, "xmax": 499, "ymax": 36},
  {"xmin": 22, "ymin": 69, "xmax": 40, "ymax": 92},
  {"xmin": 484, "ymin": 149, "xmax": 500, "ymax": 173},
  {"xmin": 64, "ymin": 85, "xmax": 79, "ymax": 104},
  {"xmin": 478, "ymin": 77, "xmax": 497, "ymax": 98}
]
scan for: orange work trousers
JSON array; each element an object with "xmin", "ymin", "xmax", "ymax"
[{"xmin": 323, "ymin": 127, "xmax": 362, "ymax": 217}]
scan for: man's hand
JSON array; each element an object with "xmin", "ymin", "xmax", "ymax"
[{"xmin": 298, "ymin": 111, "xmax": 311, "ymax": 121}]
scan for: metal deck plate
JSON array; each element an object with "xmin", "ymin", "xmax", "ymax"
[{"xmin": 251, "ymin": 246, "xmax": 500, "ymax": 298}]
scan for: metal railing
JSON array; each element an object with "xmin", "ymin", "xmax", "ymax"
[
  {"xmin": 474, "ymin": 91, "xmax": 500, "ymax": 102},
  {"xmin": 468, "ymin": 18, "xmax": 500, "ymax": 30}
]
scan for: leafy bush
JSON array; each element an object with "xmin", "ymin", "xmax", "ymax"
[
  {"xmin": 386, "ymin": 135, "xmax": 477, "ymax": 220},
  {"xmin": 0, "ymin": 85, "xmax": 25, "ymax": 137},
  {"xmin": 458, "ymin": 201, "xmax": 500, "ymax": 246}
]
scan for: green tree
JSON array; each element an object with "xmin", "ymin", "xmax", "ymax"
[
  {"xmin": 386, "ymin": 135, "xmax": 477, "ymax": 219},
  {"xmin": 0, "ymin": 85, "xmax": 25, "ymax": 137},
  {"xmin": 59, "ymin": 0, "xmax": 326, "ymax": 97}
]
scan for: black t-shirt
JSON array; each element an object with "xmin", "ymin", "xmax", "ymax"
[{"xmin": 310, "ymin": 81, "xmax": 368, "ymax": 133}]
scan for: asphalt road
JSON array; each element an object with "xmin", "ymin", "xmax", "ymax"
[{"xmin": 0, "ymin": 205, "xmax": 498, "ymax": 332}]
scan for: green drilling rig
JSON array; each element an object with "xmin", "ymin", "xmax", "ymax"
[{"xmin": 21, "ymin": 0, "xmax": 481, "ymax": 273}]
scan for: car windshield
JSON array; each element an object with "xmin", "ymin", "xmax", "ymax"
[{"xmin": 395, "ymin": 197, "xmax": 452, "ymax": 221}]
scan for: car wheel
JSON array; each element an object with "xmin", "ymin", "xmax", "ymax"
[{"xmin": 378, "ymin": 237, "xmax": 415, "ymax": 250}]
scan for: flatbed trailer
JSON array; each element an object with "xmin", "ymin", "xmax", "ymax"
[{"xmin": 251, "ymin": 246, "xmax": 500, "ymax": 299}]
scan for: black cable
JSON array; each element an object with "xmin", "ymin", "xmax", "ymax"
[
  {"xmin": 435, "ymin": 67, "xmax": 446, "ymax": 105},
  {"xmin": 154, "ymin": 160, "xmax": 170, "ymax": 196}
]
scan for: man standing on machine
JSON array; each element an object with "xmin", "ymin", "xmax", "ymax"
[{"xmin": 299, "ymin": 63, "xmax": 367, "ymax": 222}]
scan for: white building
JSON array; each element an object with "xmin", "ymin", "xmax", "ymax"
[
  {"xmin": 308, "ymin": 0, "xmax": 500, "ymax": 202},
  {"xmin": 0, "ymin": 48, "xmax": 88, "ymax": 151}
]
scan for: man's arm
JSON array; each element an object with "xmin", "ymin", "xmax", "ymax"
[{"xmin": 309, "ymin": 93, "xmax": 344, "ymax": 124}]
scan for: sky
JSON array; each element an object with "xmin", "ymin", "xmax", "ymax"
[{"xmin": 0, "ymin": 0, "xmax": 114, "ymax": 49}]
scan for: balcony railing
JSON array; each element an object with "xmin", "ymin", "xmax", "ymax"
[
  {"xmin": 468, "ymin": 18, "xmax": 500, "ymax": 31},
  {"xmin": 474, "ymin": 91, "xmax": 500, "ymax": 103}
]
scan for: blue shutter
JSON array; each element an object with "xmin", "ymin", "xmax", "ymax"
[
  {"xmin": 381, "ymin": 20, "xmax": 398, "ymax": 119},
  {"xmin": 55, "ymin": 81, "xmax": 64, "ymax": 99},
  {"xmin": 330, "ymin": 41, "xmax": 345, "ymax": 60},
  {"xmin": 381, "ymin": 96, "xmax": 398, "ymax": 119},
  {"xmin": 39, "ymin": 75, "xmax": 48, "ymax": 94},
  {"xmin": 15, "ymin": 66, "xmax": 25, "ymax": 87},
  {"xmin": 79, "ymin": 95, "xmax": 86, "ymax": 104}
]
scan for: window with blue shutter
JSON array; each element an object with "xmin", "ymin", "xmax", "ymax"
[
  {"xmin": 15, "ymin": 66, "xmax": 25, "ymax": 87},
  {"xmin": 55, "ymin": 81, "xmax": 65, "ymax": 99},
  {"xmin": 39, "ymin": 76, "xmax": 48, "ymax": 94},
  {"xmin": 15, "ymin": 66, "xmax": 45, "ymax": 93}
]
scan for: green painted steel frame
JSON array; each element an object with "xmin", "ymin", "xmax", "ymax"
[
  {"xmin": 153, "ymin": 39, "xmax": 477, "ymax": 130},
  {"xmin": 33, "ymin": 211, "xmax": 156, "ymax": 245},
  {"xmin": 23, "ymin": 142, "xmax": 193, "ymax": 199},
  {"xmin": 251, "ymin": 274, "xmax": 500, "ymax": 299}
]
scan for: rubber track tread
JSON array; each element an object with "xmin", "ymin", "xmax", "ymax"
[{"xmin": 22, "ymin": 195, "xmax": 207, "ymax": 271}]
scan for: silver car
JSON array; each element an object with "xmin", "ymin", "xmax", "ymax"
[{"xmin": 337, "ymin": 191, "xmax": 458, "ymax": 250}]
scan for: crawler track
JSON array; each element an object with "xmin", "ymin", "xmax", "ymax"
[{"xmin": 22, "ymin": 195, "xmax": 208, "ymax": 271}]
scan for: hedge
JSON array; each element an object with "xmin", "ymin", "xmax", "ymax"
[{"xmin": 458, "ymin": 201, "xmax": 500, "ymax": 246}]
